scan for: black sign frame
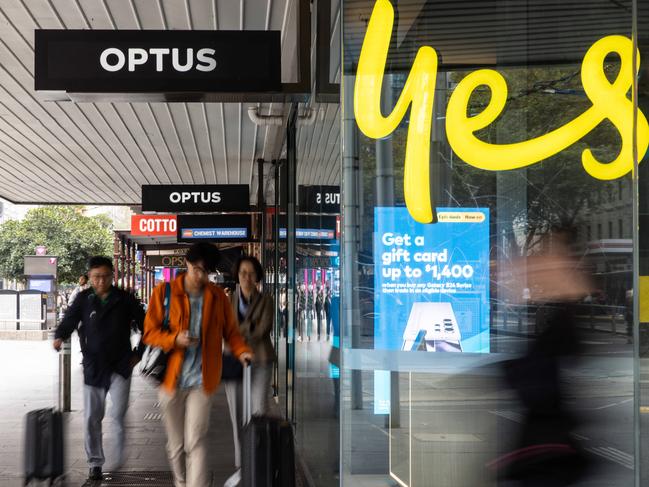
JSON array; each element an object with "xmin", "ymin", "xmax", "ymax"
[
  {"xmin": 271, "ymin": 214, "xmax": 338, "ymax": 242},
  {"xmin": 142, "ymin": 184, "xmax": 250, "ymax": 212},
  {"xmin": 298, "ymin": 185, "xmax": 340, "ymax": 213},
  {"xmin": 35, "ymin": 30, "xmax": 281, "ymax": 93}
]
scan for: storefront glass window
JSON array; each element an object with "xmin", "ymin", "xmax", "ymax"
[
  {"xmin": 341, "ymin": 1, "xmax": 641, "ymax": 485},
  {"xmin": 292, "ymin": 112, "xmax": 342, "ymax": 485}
]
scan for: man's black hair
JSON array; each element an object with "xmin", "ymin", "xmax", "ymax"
[
  {"xmin": 87, "ymin": 256, "xmax": 113, "ymax": 271},
  {"xmin": 232, "ymin": 255, "xmax": 265, "ymax": 283},
  {"xmin": 186, "ymin": 243, "xmax": 221, "ymax": 273}
]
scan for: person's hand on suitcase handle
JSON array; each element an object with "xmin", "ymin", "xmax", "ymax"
[
  {"xmin": 238, "ymin": 351, "xmax": 253, "ymax": 366},
  {"xmin": 52, "ymin": 338, "xmax": 63, "ymax": 351}
]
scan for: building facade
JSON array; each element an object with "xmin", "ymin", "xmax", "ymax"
[{"xmin": 297, "ymin": 1, "xmax": 649, "ymax": 486}]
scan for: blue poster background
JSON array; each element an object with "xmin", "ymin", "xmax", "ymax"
[
  {"xmin": 374, "ymin": 207, "xmax": 490, "ymax": 353},
  {"xmin": 373, "ymin": 207, "xmax": 490, "ymax": 414}
]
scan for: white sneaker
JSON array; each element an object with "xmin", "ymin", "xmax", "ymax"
[{"xmin": 223, "ymin": 468, "xmax": 241, "ymax": 487}]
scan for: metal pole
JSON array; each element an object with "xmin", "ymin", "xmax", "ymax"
[
  {"xmin": 146, "ymin": 263, "xmax": 151, "ymax": 301},
  {"xmin": 125, "ymin": 241, "xmax": 131, "ymax": 292},
  {"xmin": 273, "ymin": 160, "xmax": 281, "ymax": 398},
  {"xmin": 150, "ymin": 266, "xmax": 154, "ymax": 298},
  {"xmin": 127, "ymin": 244, "xmax": 135, "ymax": 291},
  {"xmin": 376, "ymin": 74, "xmax": 400, "ymax": 427},
  {"xmin": 131, "ymin": 242, "xmax": 137, "ymax": 292},
  {"xmin": 146, "ymin": 260, "xmax": 150, "ymax": 299},
  {"xmin": 287, "ymin": 107, "xmax": 298, "ymax": 422},
  {"xmin": 129, "ymin": 242, "xmax": 134, "ymax": 292},
  {"xmin": 147, "ymin": 256, "xmax": 152, "ymax": 302},
  {"xmin": 120, "ymin": 238, "xmax": 126, "ymax": 289},
  {"xmin": 59, "ymin": 338, "xmax": 71, "ymax": 412},
  {"xmin": 343, "ymin": 74, "xmax": 363, "ymax": 410},
  {"xmin": 631, "ymin": 4, "xmax": 640, "ymax": 483},
  {"xmin": 113, "ymin": 234, "xmax": 120, "ymax": 287},
  {"xmin": 129, "ymin": 242, "xmax": 133, "ymax": 292},
  {"xmin": 258, "ymin": 159, "xmax": 266, "ymax": 271},
  {"xmin": 139, "ymin": 248, "xmax": 145, "ymax": 301}
]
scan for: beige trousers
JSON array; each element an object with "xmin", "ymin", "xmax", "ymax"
[{"xmin": 159, "ymin": 387, "xmax": 213, "ymax": 487}]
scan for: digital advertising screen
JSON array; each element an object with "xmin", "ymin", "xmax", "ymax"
[
  {"xmin": 374, "ymin": 207, "xmax": 490, "ymax": 413},
  {"xmin": 28, "ymin": 279, "xmax": 53, "ymax": 293}
]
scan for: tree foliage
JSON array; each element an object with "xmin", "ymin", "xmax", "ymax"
[
  {"xmin": 448, "ymin": 64, "xmax": 623, "ymax": 254},
  {"xmin": 0, "ymin": 206, "xmax": 113, "ymax": 284}
]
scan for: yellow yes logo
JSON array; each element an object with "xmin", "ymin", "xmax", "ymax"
[{"xmin": 354, "ymin": 0, "xmax": 649, "ymax": 224}]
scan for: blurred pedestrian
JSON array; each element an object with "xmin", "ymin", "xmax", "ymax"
[
  {"xmin": 53, "ymin": 257, "xmax": 144, "ymax": 481},
  {"xmin": 223, "ymin": 255, "xmax": 274, "ymax": 487},
  {"xmin": 324, "ymin": 285, "xmax": 332, "ymax": 339},
  {"xmin": 279, "ymin": 287, "xmax": 288, "ymax": 338},
  {"xmin": 315, "ymin": 285, "xmax": 324, "ymax": 340},
  {"xmin": 306, "ymin": 284, "xmax": 314, "ymax": 340},
  {"xmin": 143, "ymin": 243, "xmax": 252, "ymax": 487},
  {"xmin": 297, "ymin": 284, "xmax": 306, "ymax": 341},
  {"xmin": 490, "ymin": 226, "xmax": 593, "ymax": 486},
  {"xmin": 68, "ymin": 274, "xmax": 89, "ymax": 306}
]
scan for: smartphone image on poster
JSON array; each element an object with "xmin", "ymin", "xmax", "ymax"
[{"xmin": 402, "ymin": 302, "xmax": 462, "ymax": 352}]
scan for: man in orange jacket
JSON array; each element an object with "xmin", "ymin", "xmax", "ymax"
[{"xmin": 144, "ymin": 243, "xmax": 252, "ymax": 487}]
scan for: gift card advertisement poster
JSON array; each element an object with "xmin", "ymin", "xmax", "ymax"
[{"xmin": 373, "ymin": 207, "xmax": 490, "ymax": 413}]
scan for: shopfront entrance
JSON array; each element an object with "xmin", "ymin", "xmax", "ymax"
[
  {"xmin": 5, "ymin": 0, "xmax": 649, "ymax": 485},
  {"xmin": 336, "ymin": 1, "xmax": 649, "ymax": 486}
]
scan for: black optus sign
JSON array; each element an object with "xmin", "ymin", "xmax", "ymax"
[
  {"xmin": 35, "ymin": 30, "xmax": 281, "ymax": 93},
  {"xmin": 177, "ymin": 215, "xmax": 252, "ymax": 243},
  {"xmin": 298, "ymin": 185, "xmax": 340, "ymax": 213},
  {"xmin": 142, "ymin": 185, "xmax": 250, "ymax": 212}
]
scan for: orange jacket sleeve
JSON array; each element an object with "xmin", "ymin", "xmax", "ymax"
[
  {"xmin": 221, "ymin": 290, "xmax": 251, "ymax": 358},
  {"xmin": 143, "ymin": 283, "xmax": 178, "ymax": 353}
]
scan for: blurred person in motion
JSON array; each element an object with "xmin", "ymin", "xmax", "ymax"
[
  {"xmin": 489, "ymin": 225, "xmax": 594, "ymax": 486},
  {"xmin": 223, "ymin": 255, "xmax": 274, "ymax": 487},
  {"xmin": 297, "ymin": 283, "xmax": 306, "ymax": 341},
  {"xmin": 306, "ymin": 283, "xmax": 314, "ymax": 340},
  {"xmin": 279, "ymin": 287, "xmax": 288, "ymax": 338},
  {"xmin": 53, "ymin": 257, "xmax": 144, "ymax": 481},
  {"xmin": 315, "ymin": 285, "xmax": 324, "ymax": 340},
  {"xmin": 324, "ymin": 285, "xmax": 332, "ymax": 340},
  {"xmin": 143, "ymin": 243, "xmax": 252, "ymax": 487},
  {"xmin": 68, "ymin": 273, "xmax": 89, "ymax": 306}
]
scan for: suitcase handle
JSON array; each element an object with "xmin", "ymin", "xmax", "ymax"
[{"xmin": 242, "ymin": 361, "xmax": 252, "ymax": 426}]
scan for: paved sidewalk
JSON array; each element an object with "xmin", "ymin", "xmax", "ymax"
[{"xmin": 0, "ymin": 338, "xmax": 240, "ymax": 486}]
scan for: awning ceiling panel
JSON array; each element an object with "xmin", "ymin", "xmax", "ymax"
[
  {"xmin": 343, "ymin": 0, "xmax": 645, "ymax": 71},
  {"xmin": 0, "ymin": 0, "xmax": 341, "ymax": 206}
]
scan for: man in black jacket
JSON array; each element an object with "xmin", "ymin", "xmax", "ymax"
[{"xmin": 53, "ymin": 256, "xmax": 145, "ymax": 481}]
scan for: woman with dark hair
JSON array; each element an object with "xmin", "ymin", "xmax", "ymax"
[{"xmin": 223, "ymin": 255, "xmax": 275, "ymax": 487}]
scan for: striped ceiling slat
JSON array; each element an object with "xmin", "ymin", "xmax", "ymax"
[{"xmin": 0, "ymin": 0, "xmax": 342, "ymax": 205}]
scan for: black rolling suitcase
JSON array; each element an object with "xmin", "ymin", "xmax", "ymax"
[
  {"xmin": 241, "ymin": 364, "xmax": 295, "ymax": 487},
  {"xmin": 24, "ymin": 407, "xmax": 64, "ymax": 486}
]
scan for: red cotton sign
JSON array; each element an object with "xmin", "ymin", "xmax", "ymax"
[{"xmin": 131, "ymin": 215, "xmax": 177, "ymax": 236}]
